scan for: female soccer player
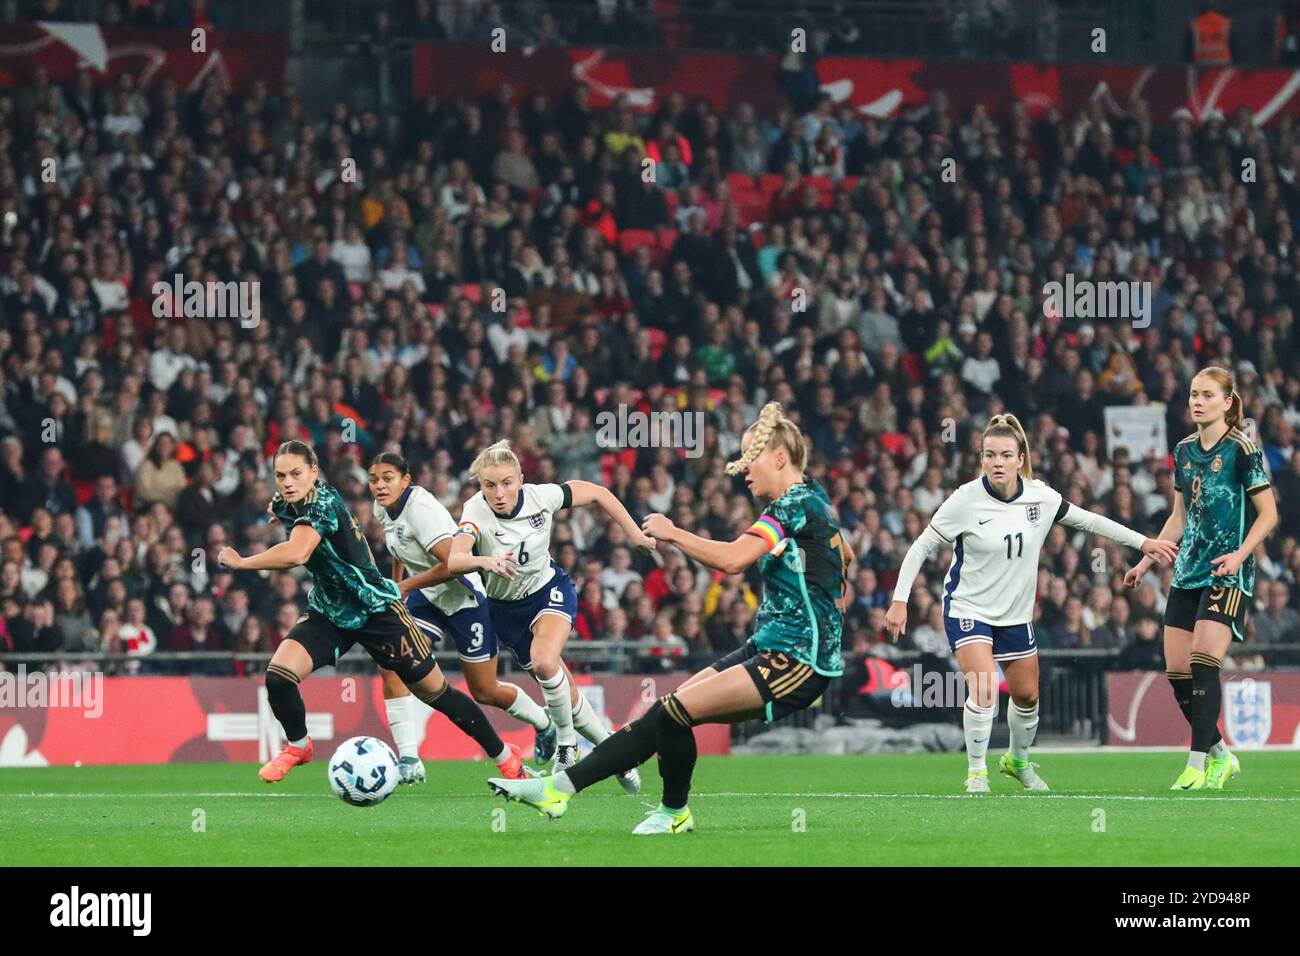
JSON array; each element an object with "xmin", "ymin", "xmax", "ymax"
[
  {"xmin": 217, "ymin": 440, "xmax": 526, "ymax": 784},
  {"xmin": 445, "ymin": 439, "xmax": 650, "ymax": 792},
  {"xmin": 1124, "ymin": 367, "xmax": 1276, "ymax": 791},
  {"xmin": 886, "ymin": 414, "xmax": 1178, "ymax": 793},
  {"xmin": 488, "ymin": 403, "xmax": 850, "ymax": 834},
  {"xmin": 369, "ymin": 452, "xmax": 557, "ymax": 782}
]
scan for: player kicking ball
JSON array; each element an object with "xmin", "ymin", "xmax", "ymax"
[
  {"xmin": 887, "ymin": 415, "xmax": 1178, "ymax": 793},
  {"xmin": 217, "ymin": 441, "xmax": 528, "ymax": 785},
  {"xmin": 1124, "ymin": 367, "xmax": 1276, "ymax": 791},
  {"xmin": 488, "ymin": 403, "xmax": 850, "ymax": 833}
]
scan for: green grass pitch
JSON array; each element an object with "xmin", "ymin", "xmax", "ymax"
[{"xmin": 2, "ymin": 753, "xmax": 1298, "ymax": 866}]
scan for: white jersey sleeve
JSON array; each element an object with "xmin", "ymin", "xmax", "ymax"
[
  {"xmin": 406, "ymin": 490, "xmax": 456, "ymax": 552},
  {"xmin": 534, "ymin": 482, "xmax": 572, "ymax": 513},
  {"xmin": 927, "ymin": 483, "xmax": 972, "ymax": 543}
]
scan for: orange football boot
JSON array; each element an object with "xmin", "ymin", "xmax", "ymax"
[
  {"xmin": 495, "ymin": 743, "xmax": 528, "ymax": 780},
  {"xmin": 259, "ymin": 739, "xmax": 313, "ymax": 782}
]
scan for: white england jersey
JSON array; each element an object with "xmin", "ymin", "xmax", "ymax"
[
  {"xmin": 929, "ymin": 476, "xmax": 1066, "ymax": 627},
  {"xmin": 373, "ymin": 485, "xmax": 484, "ymax": 615},
  {"xmin": 457, "ymin": 482, "xmax": 571, "ymax": 601}
]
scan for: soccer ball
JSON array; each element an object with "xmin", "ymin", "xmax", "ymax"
[{"xmin": 328, "ymin": 736, "xmax": 399, "ymax": 807}]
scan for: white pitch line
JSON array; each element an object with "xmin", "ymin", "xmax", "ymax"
[
  {"xmin": 2, "ymin": 791, "xmax": 1298, "ymax": 802},
  {"xmin": 698, "ymin": 792, "xmax": 1300, "ymax": 802}
]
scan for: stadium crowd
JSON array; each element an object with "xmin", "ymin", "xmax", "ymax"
[{"xmin": 2, "ymin": 12, "xmax": 1300, "ymax": 680}]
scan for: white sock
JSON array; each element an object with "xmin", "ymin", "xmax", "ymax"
[
  {"xmin": 502, "ymin": 682, "xmax": 552, "ymax": 730},
  {"xmin": 1188, "ymin": 751, "xmax": 1207, "ymax": 771},
  {"xmin": 571, "ymin": 692, "xmax": 611, "ymax": 745},
  {"xmin": 289, "ymin": 735, "xmax": 309, "ymax": 749},
  {"xmin": 553, "ymin": 771, "xmax": 576, "ymax": 794},
  {"xmin": 1008, "ymin": 700, "xmax": 1039, "ymax": 762},
  {"xmin": 537, "ymin": 670, "xmax": 576, "ymax": 746},
  {"xmin": 963, "ymin": 697, "xmax": 996, "ymax": 773},
  {"xmin": 384, "ymin": 695, "xmax": 419, "ymax": 760},
  {"xmin": 492, "ymin": 744, "xmax": 512, "ymax": 765},
  {"xmin": 1208, "ymin": 740, "xmax": 1229, "ymax": 759}
]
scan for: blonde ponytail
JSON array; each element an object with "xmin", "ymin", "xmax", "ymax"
[
  {"xmin": 726, "ymin": 402, "xmax": 808, "ymax": 476},
  {"xmin": 983, "ymin": 413, "xmax": 1034, "ymax": 479}
]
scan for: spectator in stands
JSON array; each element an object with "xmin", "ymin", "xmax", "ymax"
[{"xmin": 1254, "ymin": 580, "xmax": 1300, "ymax": 644}]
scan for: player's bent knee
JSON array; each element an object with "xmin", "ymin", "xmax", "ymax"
[{"xmin": 531, "ymin": 655, "xmax": 560, "ymax": 680}]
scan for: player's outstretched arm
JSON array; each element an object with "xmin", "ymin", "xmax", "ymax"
[
  {"xmin": 641, "ymin": 513, "xmax": 767, "ymax": 574},
  {"xmin": 446, "ymin": 529, "xmax": 519, "ymax": 579},
  {"xmin": 1211, "ymin": 486, "xmax": 1278, "ymax": 579},
  {"xmin": 1125, "ymin": 494, "xmax": 1186, "ymax": 586},
  {"xmin": 219, "ymin": 524, "xmax": 321, "ymax": 571},
  {"xmin": 885, "ymin": 524, "xmax": 946, "ymax": 641},
  {"xmin": 1057, "ymin": 501, "xmax": 1179, "ymax": 566},
  {"xmin": 566, "ymin": 480, "xmax": 656, "ymax": 551},
  {"xmin": 395, "ymin": 538, "xmax": 460, "ymax": 594}
]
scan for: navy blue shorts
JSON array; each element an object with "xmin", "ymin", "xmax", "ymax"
[
  {"xmin": 488, "ymin": 566, "xmax": 578, "ymax": 670},
  {"xmin": 943, "ymin": 616, "xmax": 1038, "ymax": 663},
  {"xmin": 403, "ymin": 589, "xmax": 495, "ymax": 664}
]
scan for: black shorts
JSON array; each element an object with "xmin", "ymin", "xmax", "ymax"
[
  {"xmin": 1164, "ymin": 585, "xmax": 1248, "ymax": 642},
  {"xmin": 709, "ymin": 642, "xmax": 829, "ymax": 723},
  {"xmin": 288, "ymin": 603, "xmax": 438, "ymax": 684}
]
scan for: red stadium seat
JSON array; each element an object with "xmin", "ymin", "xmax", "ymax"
[
  {"xmin": 619, "ymin": 229, "xmax": 658, "ymax": 257},
  {"xmin": 664, "ymin": 189, "xmax": 679, "ymax": 217},
  {"xmin": 656, "ymin": 227, "xmax": 678, "ymax": 252},
  {"xmin": 726, "ymin": 171, "xmax": 758, "ymax": 197},
  {"xmin": 459, "ymin": 283, "xmax": 482, "ymax": 305},
  {"xmin": 758, "ymin": 173, "xmax": 785, "ymax": 198}
]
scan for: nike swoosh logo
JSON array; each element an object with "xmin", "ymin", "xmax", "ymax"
[
  {"xmin": 979, "ymin": 519, "xmax": 992, "ymax": 525},
  {"xmin": 494, "ymin": 531, "xmax": 508, "ymax": 538}
]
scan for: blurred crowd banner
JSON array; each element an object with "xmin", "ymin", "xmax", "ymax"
[
  {"xmin": 416, "ymin": 42, "xmax": 1300, "ymax": 125},
  {"xmin": 0, "ymin": 673, "xmax": 728, "ymax": 766},
  {"xmin": 1107, "ymin": 672, "xmax": 1300, "ymax": 747},
  {"xmin": 0, "ymin": 22, "xmax": 286, "ymax": 92},
  {"xmin": 1104, "ymin": 406, "xmax": 1168, "ymax": 462}
]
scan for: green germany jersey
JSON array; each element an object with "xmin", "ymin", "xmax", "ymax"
[
  {"xmin": 743, "ymin": 478, "xmax": 846, "ymax": 676},
  {"xmin": 271, "ymin": 480, "xmax": 400, "ymax": 630},
  {"xmin": 1172, "ymin": 427, "xmax": 1271, "ymax": 596}
]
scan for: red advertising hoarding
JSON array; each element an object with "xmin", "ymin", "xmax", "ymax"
[
  {"xmin": 1107, "ymin": 671, "xmax": 1300, "ymax": 747},
  {"xmin": 415, "ymin": 42, "xmax": 1300, "ymax": 125},
  {"xmin": 0, "ymin": 672, "xmax": 728, "ymax": 767}
]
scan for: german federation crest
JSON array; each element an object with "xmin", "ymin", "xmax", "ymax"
[
  {"xmin": 1025, "ymin": 503, "xmax": 1041, "ymax": 526},
  {"xmin": 1225, "ymin": 679, "xmax": 1271, "ymax": 747}
]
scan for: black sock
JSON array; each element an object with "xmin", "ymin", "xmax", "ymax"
[
  {"xmin": 1190, "ymin": 654, "xmax": 1224, "ymax": 753},
  {"xmin": 656, "ymin": 694, "xmax": 698, "ymax": 809},
  {"xmin": 565, "ymin": 700, "xmax": 664, "ymax": 793},
  {"xmin": 266, "ymin": 665, "xmax": 307, "ymax": 741},
  {"xmin": 1168, "ymin": 670, "xmax": 1221, "ymax": 747},
  {"xmin": 416, "ymin": 684, "xmax": 505, "ymax": 759}
]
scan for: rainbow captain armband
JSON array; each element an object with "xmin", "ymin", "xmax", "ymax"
[
  {"xmin": 455, "ymin": 521, "xmax": 481, "ymax": 544},
  {"xmin": 746, "ymin": 515, "xmax": 788, "ymax": 555}
]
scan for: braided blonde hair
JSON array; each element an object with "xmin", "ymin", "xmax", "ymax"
[
  {"xmin": 983, "ymin": 413, "xmax": 1033, "ymax": 479},
  {"xmin": 470, "ymin": 439, "xmax": 522, "ymax": 481},
  {"xmin": 726, "ymin": 402, "xmax": 808, "ymax": 476}
]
